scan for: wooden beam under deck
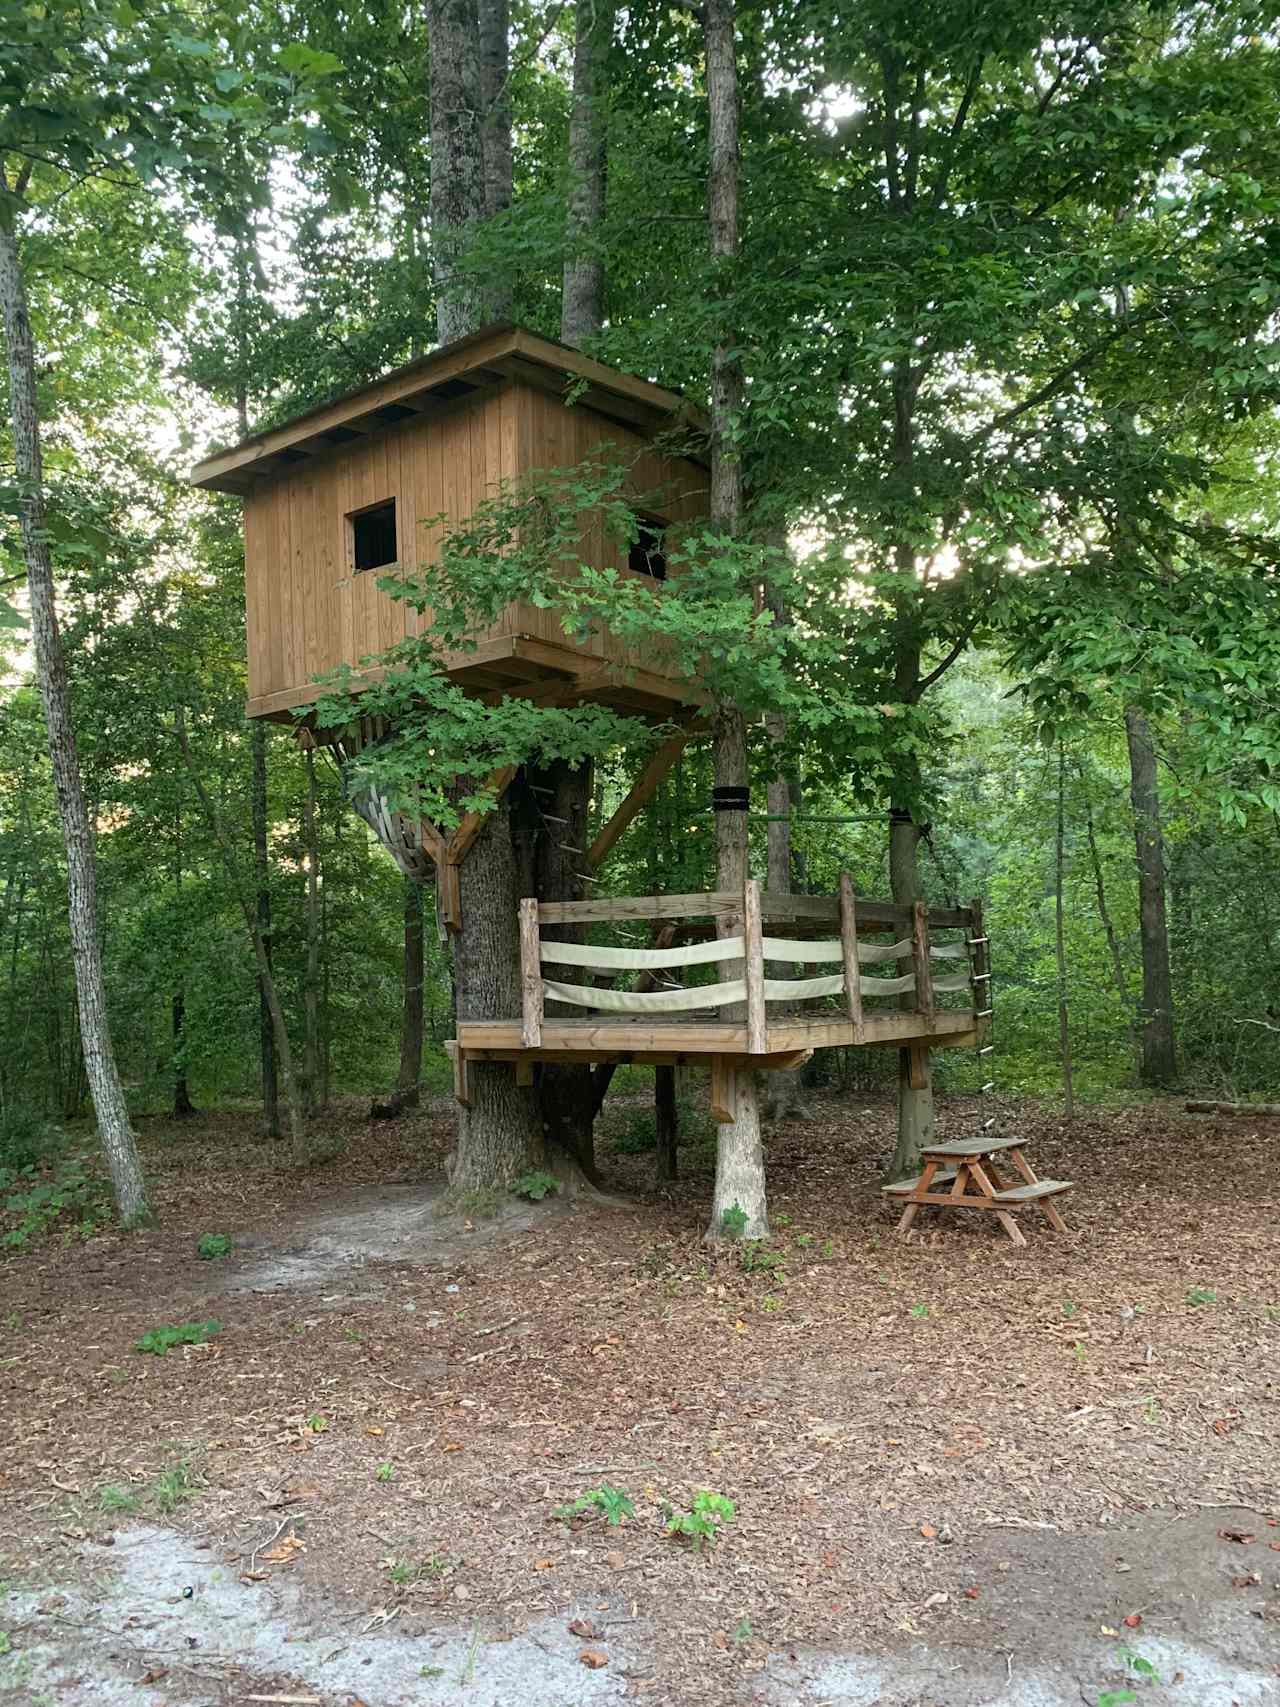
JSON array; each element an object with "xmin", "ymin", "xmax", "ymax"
[{"xmin": 454, "ymin": 1010, "xmax": 978, "ymax": 1056}]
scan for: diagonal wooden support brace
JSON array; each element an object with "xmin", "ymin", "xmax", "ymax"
[{"xmin": 588, "ymin": 729, "xmax": 692, "ymax": 870}]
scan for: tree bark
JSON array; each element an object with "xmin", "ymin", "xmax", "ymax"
[
  {"xmin": 1055, "ymin": 743, "xmax": 1075, "ymax": 1119},
  {"xmin": 250, "ymin": 718, "xmax": 279, "ymax": 1135},
  {"xmin": 1079, "ymin": 767, "xmax": 1137, "ymax": 1067},
  {"xmin": 1124, "ymin": 706, "xmax": 1177, "ymax": 1085},
  {"xmin": 301, "ymin": 748, "xmax": 322, "ymax": 1116},
  {"xmin": 703, "ymin": 0, "xmax": 766, "ymax": 1242},
  {"xmin": 762, "ymin": 566, "xmax": 803, "ymax": 1123},
  {"xmin": 427, "ymin": 0, "xmax": 487, "ymax": 343},
  {"xmin": 887, "ymin": 808, "xmax": 935, "ymax": 1179},
  {"xmin": 478, "ymin": 0, "xmax": 513, "ymax": 320},
  {"xmin": 0, "ymin": 219, "xmax": 149, "ymax": 1224},
  {"xmin": 450, "ymin": 795, "xmax": 545, "ymax": 1191},
  {"xmin": 397, "ymin": 879, "xmax": 425, "ymax": 1109},
  {"xmin": 562, "ymin": 0, "xmax": 616, "ymax": 346}
]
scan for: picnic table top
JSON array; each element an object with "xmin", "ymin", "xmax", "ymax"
[{"xmin": 921, "ymin": 1134, "xmax": 1028, "ymax": 1158}]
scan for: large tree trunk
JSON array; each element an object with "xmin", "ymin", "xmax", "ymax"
[
  {"xmin": 0, "ymin": 220, "xmax": 149, "ymax": 1224},
  {"xmin": 478, "ymin": 0, "xmax": 513, "ymax": 321},
  {"xmin": 561, "ymin": 0, "xmax": 616, "ymax": 346},
  {"xmin": 426, "ymin": 0, "xmax": 487, "ymax": 343},
  {"xmin": 397, "ymin": 880, "xmax": 425, "ymax": 1109},
  {"xmin": 703, "ymin": 0, "xmax": 766, "ymax": 1242},
  {"xmin": 887, "ymin": 807, "xmax": 935, "ymax": 1179},
  {"xmin": 426, "ymin": 1, "xmax": 539, "ymax": 1192},
  {"xmin": 450, "ymin": 796, "xmax": 545, "ymax": 1191},
  {"xmin": 1124, "ymin": 706, "xmax": 1177, "ymax": 1085}
]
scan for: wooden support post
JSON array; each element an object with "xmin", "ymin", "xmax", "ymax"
[
  {"xmin": 445, "ymin": 1041, "xmax": 470, "ymax": 1106},
  {"xmin": 519, "ymin": 896, "xmax": 543, "ymax": 1049},
  {"xmin": 911, "ymin": 899, "xmax": 934, "ymax": 1017},
  {"xmin": 515, "ymin": 1058, "xmax": 535, "ymax": 1087},
  {"xmin": 437, "ymin": 859, "xmax": 462, "ymax": 932},
  {"xmin": 587, "ymin": 731, "xmax": 690, "ymax": 869},
  {"xmin": 743, "ymin": 877, "xmax": 766, "ymax": 1054},
  {"xmin": 839, "ymin": 873, "xmax": 864, "ymax": 1044},
  {"xmin": 709, "ymin": 1055, "xmax": 738, "ymax": 1124},
  {"xmin": 906, "ymin": 1044, "xmax": 928, "ymax": 1089}
]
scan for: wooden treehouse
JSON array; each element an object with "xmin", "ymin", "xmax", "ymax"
[
  {"xmin": 191, "ymin": 322, "xmax": 993, "ymax": 1099},
  {"xmin": 450, "ymin": 881, "xmax": 991, "ymax": 1118}
]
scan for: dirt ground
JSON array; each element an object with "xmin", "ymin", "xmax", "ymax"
[{"xmin": 1, "ymin": 1087, "xmax": 1278, "ymax": 1706}]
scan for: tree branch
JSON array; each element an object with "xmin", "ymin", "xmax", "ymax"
[{"xmin": 912, "ymin": 606, "xmax": 984, "ymax": 698}]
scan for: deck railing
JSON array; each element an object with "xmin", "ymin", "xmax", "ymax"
[{"xmin": 517, "ymin": 880, "xmax": 984, "ymax": 1051}]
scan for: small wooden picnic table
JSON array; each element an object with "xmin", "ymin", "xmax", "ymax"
[{"xmin": 882, "ymin": 1134, "xmax": 1072, "ymax": 1247}]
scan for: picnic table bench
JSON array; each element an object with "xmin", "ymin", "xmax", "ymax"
[{"xmin": 882, "ymin": 1135, "xmax": 1072, "ymax": 1247}]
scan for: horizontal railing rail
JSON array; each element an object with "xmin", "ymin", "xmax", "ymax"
[{"xmin": 518, "ymin": 878, "xmax": 981, "ymax": 1051}]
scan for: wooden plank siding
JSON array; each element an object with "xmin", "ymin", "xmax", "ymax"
[{"xmin": 239, "ymin": 378, "xmax": 709, "ymax": 721}]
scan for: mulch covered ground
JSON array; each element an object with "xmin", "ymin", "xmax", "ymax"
[{"xmin": 1, "ymin": 1088, "xmax": 1278, "ymax": 1703}]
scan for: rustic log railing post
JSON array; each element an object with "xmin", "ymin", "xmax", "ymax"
[
  {"xmin": 839, "ymin": 873, "xmax": 864, "ymax": 1044},
  {"xmin": 743, "ymin": 877, "xmax": 766, "ymax": 1054},
  {"xmin": 911, "ymin": 899, "xmax": 934, "ymax": 1019},
  {"xmin": 519, "ymin": 896, "xmax": 543, "ymax": 1048}
]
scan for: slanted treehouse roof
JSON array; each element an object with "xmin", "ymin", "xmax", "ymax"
[
  {"xmin": 188, "ymin": 322, "xmax": 711, "ymax": 726},
  {"xmin": 189, "ymin": 323, "xmax": 708, "ymax": 494}
]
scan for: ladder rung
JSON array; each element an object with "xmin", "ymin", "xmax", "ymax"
[
  {"xmin": 971, "ymin": 972, "xmax": 992, "ymax": 983},
  {"xmin": 980, "ymin": 1081, "xmax": 995, "ymax": 1093},
  {"xmin": 967, "ymin": 935, "xmax": 990, "ymax": 946},
  {"xmin": 982, "ymin": 1116, "xmax": 997, "ymax": 1129},
  {"xmin": 975, "ymin": 1007, "xmax": 994, "ymax": 1019},
  {"xmin": 978, "ymin": 1045, "xmax": 995, "ymax": 1056}
]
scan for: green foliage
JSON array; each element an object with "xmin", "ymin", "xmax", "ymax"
[
  {"xmin": 196, "ymin": 1233, "xmax": 233, "ymax": 1260},
  {"xmin": 0, "ymin": 1107, "xmax": 63, "ymax": 1174},
  {"xmin": 909, "ymin": 1304, "xmax": 930, "ymax": 1320},
  {"xmin": 1, "ymin": 1160, "xmax": 109, "ymax": 1250},
  {"xmin": 719, "ymin": 1203, "xmax": 749, "ymax": 1241},
  {"xmin": 511, "ymin": 1170, "xmax": 559, "ymax": 1202},
  {"xmin": 375, "ymin": 1461, "xmax": 394, "ymax": 1482},
  {"xmin": 151, "ymin": 1461, "xmax": 199, "ymax": 1513},
  {"xmin": 97, "ymin": 1485, "xmax": 140, "ymax": 1514},
  {"xmin": 662, "ymin": 1489, "xmax": 735, "ymax": 1549},
  {"xmin": 739, "ymin": 1241, "xmax": 785, "ymax": 1278},
  {"xmin": 134, "ymin": 1319, "xmax": 221, "ymax": 1356},
  {"xmin": 1185, "ymin": 1286, "xmax": 1217, "ymax": 1307},
  {"xmin": 555, "ymin": 1484, "xmax": 636, "ymax": 1527}
]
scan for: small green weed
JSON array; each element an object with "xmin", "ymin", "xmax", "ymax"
[
  {"xmin": 343, "ymin": 1326, "xmax": 362, "ymax": 1342},
  {"xmin": 375, "ymin": 1461, "xmax": 394, "ymax": 1483},
  {"xmin": 1185, "ymin": 1286, "xmax": 1217, "ymax": 1307},
  {"xmin": 1118, "ymin": 1646, "xmax": 1159, "ymax": 1681},
  {"xmin": 793, "ymin": 1231, "xmax": 813, "ymax": 1249},
  {"xmin": 420, "ymin": 1666, "xmax": 445, "ymax": 1680},
  {"xmin": 196, "ymin": 1233, "xmax": 233, "ymax": 1260},
  {"xmin": 97, "ymin": 1485, "xmax": 140, "ymax": 1514},
  {"xmin": 2, "ymin": 1160, "xmax": 109, "ymax": 1251},
  {"xmin": 134, "ymin": 1319, "xmax": 221, "ymax": 1357},
  {"xmin": 511, "ymin": 1170, "xmax": 559, "ymax": 1202},
  {"xmin": 554, "ymin": 1483, "xmax": 635, "ymax": 1527},
  {"xmin": 1072, "ymin": 1340, "xmax": 1088, "ymax": 1364},
  {"xmin": 1062, "ymin": 1299, "xmax": 1079, "ymax": 1319},
  {"xmin": 819, "ymin": 1239, "xmax": 834, "ymax": 1259},
  {"xmin": 731, "ymin": 1616, "xmax": 752, "ymax": 1643},
  {"xmin": 909, "ymin": 1303, "xmax": 930, "ymax": 1320},
  {"xmin": 760, "ymin": 1293, "xmax": 783, "ymax": 1314},
  {"xmin": 773, "ymin": 1212, "xmax": 791, "ymax": 1228},
  {"xmin": 0, "ymin": 1632, "xmax": 9, "ymax": 1656},
  {"xmin": 740, "ymin": 1241, "xmax": 785, "ymax": 1277},
  {"xmin": 306, "ymin": 1413, "xmax": 329, "ymax": 1433},
  {"xmin": 1097, "ymin": 1692, "xmax": 1136, "ymax": 1707},
  {"xmin": 388, "ymin": 1553, "xmax": 447, "ymax": 1585},
  {"xmin": 662, "ymin": 1489, "xmax": 735, "ymax": 1549},
  {"xmin": 151, "ymin": 1462, "xmax": 199, "ymax": 1513},
  {"xmin": 1142, "ymin": 1396, "xmax": 1160, "ymax": 1424},
  {"xmin": 720, "ymin": 1203, "xmax": 749, "ymax": 1241}
]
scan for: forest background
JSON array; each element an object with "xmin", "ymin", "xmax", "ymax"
[{"xmin": 1, "ymin": 0, "xmax": 1278, "ymax": 1184}]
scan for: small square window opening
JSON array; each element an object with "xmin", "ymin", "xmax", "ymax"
[
  {"xmin": 350, "ymin": 499, "xmax": 398, "ymax": 573},
  {"xmin": 628, "ymin": 512, "xmax": 668, "ymax": 581}
]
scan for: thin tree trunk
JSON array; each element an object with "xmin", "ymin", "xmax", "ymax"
[
  {"xmin": 301, "ymin": 749, "xmax": 322, "ymax": 1116},
  {"xmin": 703, "ymin": 0, "xmax": 766, "ymax": 1241},
  {"xmin": 172, "ymin": 805, "xmax": 196, "ymax": 1118},
  {"xmin": 1055, "ymin": 743, "xmax": 1075, "ymax": 1119},
  {"xmin": 1079, "ymin": 766, "xmax": 1137, "ymax": 1066},
  {"xmin": 397, "ymin": 879, "xmax": 425, "ymax": 1109},
  {"xmin": 250, "ymin": 715, "xmax": 279, "ymax": 1136},
  {"xmin": 1124, "ymin": 706, "xmax": 1177, "ymax": 1085},
  {"xmin": 562, "ymin": 0, "xmax": 617, "ymax": 345},
  {"xmin": 173, "ymin": 711, "xmax": 308, "ymax": 1157},
  {"xmin": 427, "ymin": 0, "xmax": 487, "ymax": 342},
  {"xmin": 762, "ymin": 564, "xmax": 803, "ymax": 1123},
  {"xmin": 887, "ymin": 806, "xmax": 935, "ymax": 1179},
  {"xmin": 0, "ymin": 218, "xmax": 148, "ymax": 1223},
  {"xmin": 655, "ymin": 1064, "xmax": 678, "ymax": 1181}
]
